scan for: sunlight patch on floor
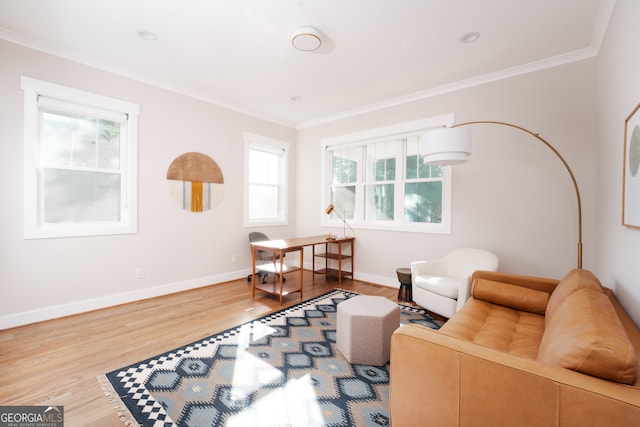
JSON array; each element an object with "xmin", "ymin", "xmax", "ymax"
[
  {"xmin": 225, "ymin": 322, "xmax": 325, "ymax": 426},
  {"xmin": 226, "ymin": 374, "xmax": 324, "ymax": 427}
]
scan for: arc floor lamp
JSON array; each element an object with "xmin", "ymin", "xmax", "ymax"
[{"xmin": 419, "ymin": 121, "xmax": 583, "ymax": 269}]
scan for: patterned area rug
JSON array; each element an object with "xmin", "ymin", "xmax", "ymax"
[{"xmin": 99, "ymin": 289, "xmax": 442, "ymax": 427}]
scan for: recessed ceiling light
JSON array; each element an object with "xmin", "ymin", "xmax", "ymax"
[
  {"xmin": 460, "ymin": 31, "xmax": 480, "ymax": 43},
  {"xmin": 292, "ymin": 26, "xmax": 321, "ymax": 51},
  {"xmin": 137, "ymin": 30, "xmax": 158, "ymax": 42}
]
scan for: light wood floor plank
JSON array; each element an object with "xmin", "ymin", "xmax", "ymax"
[{"xmin": 0, "ymin": 273, "xmax": 402, "ymax": 426}]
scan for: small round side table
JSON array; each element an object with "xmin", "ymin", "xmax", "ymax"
[{"xmin": 396, "ymin": 267, "xmax": 413, "ymax": 302}]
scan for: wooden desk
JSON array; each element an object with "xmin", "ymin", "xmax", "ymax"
[
  {"xmin": 311, "ymin": 236, "xmax": 355, "ymax": 284},
  {"xmin": 251, "ymin": 235, "xmax": 355, "ymax": 304}
]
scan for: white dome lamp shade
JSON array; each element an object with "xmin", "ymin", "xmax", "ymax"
[
  {"xmin": 292, "ymin": 26, "xmax": 322, "ymax": 51},
  {"xmin": 419, "ymin": 127, "xmax": 472, "ymax": 166}
]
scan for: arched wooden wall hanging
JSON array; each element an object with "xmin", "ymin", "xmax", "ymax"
[{"xmin": 166, "ymin": 152, "xmax": 224, "ymax": 212}]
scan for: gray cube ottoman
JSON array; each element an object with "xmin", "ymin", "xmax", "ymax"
[{"xmin": 336, "ymin": 295, "xmax": 401, "ymax": 366}]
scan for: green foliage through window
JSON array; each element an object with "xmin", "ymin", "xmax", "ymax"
[{"xmin": 328, "ymin": 135, "xmax": 446, "ymax": 228}]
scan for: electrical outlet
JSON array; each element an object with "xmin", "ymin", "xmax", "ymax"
[
  {"xmin": 136, "ymin": 268, "xmax": 144, "ymax": 279},
  {"xmin": 232, "ymin": 254, "xmax": 238, "ymax": 264}
]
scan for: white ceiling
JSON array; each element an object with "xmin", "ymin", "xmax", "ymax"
[{"xmin": 0, "ymin": 0, "xmax": 616, "ymax": 128}]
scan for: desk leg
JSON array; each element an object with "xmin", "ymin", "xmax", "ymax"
[
  {"xmin": 338, "ymin": 242, "xmax": 343, "ymax": 285},
  {"xmin": 278, "ymin": 250, "xmax": 284, "ymax": 305},
  {"xmin": 312, "ymin": 244, "xmax": 316, "ymax": 280},
  {"xmin": 351, "ymin": 239, "xmax": 354, "ymax": 281},
  {"xmin": 299, "ymin": 248, "xmax": 304, "ymax": 300},
  {"xmin": 251, "ymin": 246, "xmax": 257, "ymax": 298}
]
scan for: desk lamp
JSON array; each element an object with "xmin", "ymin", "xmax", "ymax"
[{"xmin": 325, "ymin": 203, "xmax": 355, "ymax": 238}]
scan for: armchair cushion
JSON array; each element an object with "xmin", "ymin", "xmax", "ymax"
[
  {"xmin": 413, "ymin": 276, "xmax": 460, "ymax": 299},
  {"xmin": 411, "ymin": 248, "xmax": 499, "ymax": 319},
  {"xmin": 472, "ymin": 278, "xmax": 550, "ymax": 315}
]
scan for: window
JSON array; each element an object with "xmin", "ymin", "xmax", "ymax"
[
  {"xmin": 244, "ymin": 133, "xmax": 289, "ymax": 226},
  {"xmin": 22, "ymin": 77, "xmax": 139, "ymax": 239},
  {"xmin": 322, "ymin": 115, "xmax": 453, "ymax": 234}
]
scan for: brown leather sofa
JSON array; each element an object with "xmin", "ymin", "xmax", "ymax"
[{"xmin": 390, "ymin": 269, "xmax": 640, "ymax": 426}]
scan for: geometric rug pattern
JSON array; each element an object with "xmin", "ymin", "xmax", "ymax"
[{"xmin": 99, "ymin": 289, "xmax": 442, "ymax": 427}]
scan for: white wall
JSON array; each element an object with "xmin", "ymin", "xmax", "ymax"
[
  {"xmin": 596, "ymin": 0, "xmax": 640, "ymax": 326},
  {"xmin": 296, "ymin": 59, "xmax": 598, "ymax": 286},
  {"xmin": 5, "ymin": 1, "xmax": 640, "ymax": 329},
  {"xmin": 0, "ymin": 40, "xmax": 296, "ymax": 328}
]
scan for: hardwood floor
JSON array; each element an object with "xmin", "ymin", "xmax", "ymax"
[{"xmin": 0, "ymin": 273, "xmax": 401, "ymax": 426}]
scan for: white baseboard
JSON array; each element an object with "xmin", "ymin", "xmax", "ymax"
[
  {"xmin": 0, "ymin": 267, "xmax": 399, "ymax": 330},
  {"xmin": 355, "ymin": 271, "xmax": 399, "ymax": 289},
  {"xmin": 300, "ymin": 261, "xmax": 398, "ymax": 289},
  {"xmin": 0, "ymin": 269, "xmax": 250, "ymax": 330}
]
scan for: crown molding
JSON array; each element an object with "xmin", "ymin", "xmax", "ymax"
[
  {"xmin": 0, "ymin": 27, "xmax": 296, "ymax": 128},
  {"xmin": 0, "ymin": 0, "xmax": 616, "ymax": 130}
]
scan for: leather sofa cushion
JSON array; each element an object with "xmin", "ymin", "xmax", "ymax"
[
  {"xmin": 538, "ymin": 288, "xmax": 637, "ymax": 384},
  {"xmin": 545, "ymin": 269, "xmax": 603, "ymax": 326},
  {"xmin": 440, "ymin": 298, "xmax": 544, "ymax": 359},
  {"xmin": 473, "ymin": 278, "xmax": 550, "ymax": 314}
]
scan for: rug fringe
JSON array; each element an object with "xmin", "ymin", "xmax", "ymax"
[{"xmin": 97, "ymin": 375, "xmax": 140, "ymax": 427}]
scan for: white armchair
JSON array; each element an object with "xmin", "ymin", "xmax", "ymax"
[{"xmin": 411, "ymin": 248, "xmax": 499, "ymax": 318}]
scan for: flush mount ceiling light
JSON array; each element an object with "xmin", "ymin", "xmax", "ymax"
[
  {"xmin": 292, "ymin": 26, "xmax": 321, "ymax": 51},
  {"xmin": 137, "ymin": 30, "xmax": 157, "ymax": 41},
  {"xmin": 460, "ymin": 31, "xmax": 480, "ymax": 43}
]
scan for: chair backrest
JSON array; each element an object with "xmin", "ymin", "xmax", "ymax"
[
  {"xmin": 249, "ymin": 232, "xmax": 269, "ymax": 244},
  {"xmin": 249, "ymin": 232, "xmax": 270, "ymax": 262},
  {"xmin": 249, "ymin": 232, "xmax": 282, "ymax": 262},
  {"xmin": 442, "ymin": 248, "xmax": 499, "ymax": 277}
]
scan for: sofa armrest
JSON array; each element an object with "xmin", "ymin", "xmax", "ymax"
[
  {"xmin": 472, "ymin": 270, "xmax": 559, "ymax": 294},
  {"xmin": 390, "ymin": 324, "xmax": 640, "ymax": 427}
]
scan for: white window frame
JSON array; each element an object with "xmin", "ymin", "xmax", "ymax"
[
  {"xmin": 244, "ymin": 132, "xmax": 289, "ymax": 227},
  {"xmin": 22, "ymin": 77, "xmax": 139, "ymax": 239},
  {"xmin": 321, "ymin": 114, "xmax": 455, "ymax": 234}
]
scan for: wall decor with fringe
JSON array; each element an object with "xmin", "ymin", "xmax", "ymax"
[{"xmin": 166, "ymin": 152, "xmax": 224, "ymax": 212}]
